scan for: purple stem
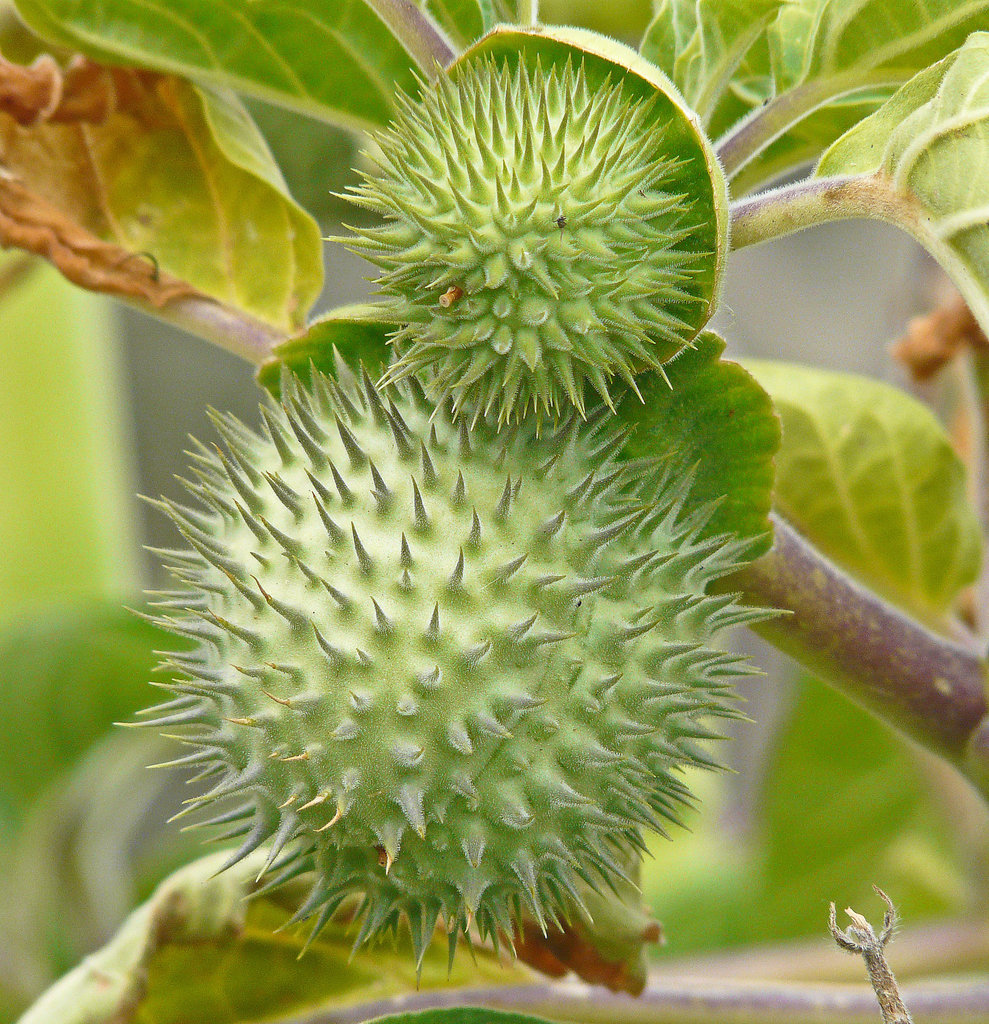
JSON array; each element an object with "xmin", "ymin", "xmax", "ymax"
[
  {"xmin": 364, "ymin": 0, "xmax": 456, "ymax": 71},
  {"xmin": 291, "ymin": 977, "xmax": 989, "ymax": 1024},
  {"xmin": 739, "ymin": 514, "xmax": 989, "ymax": 787}
]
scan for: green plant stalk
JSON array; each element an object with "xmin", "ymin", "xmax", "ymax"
[
  {"xmin": 736, "ymin": 515, "xmax": 989, "ymax": 793},
  {"xmin": 519, "ymin": 0, "xmax": 539, "ymax": 25},
  {"xmin": 729, "ymin": 174, "xmax": 903, "ymax": 249},
  {"xmin": 716, "ymin": 73, "xmax": 899, "ymax": 183},
  {"xmin": 732, "ymin": 172, "xmax": 989, "ymax": 335},
  {"xmin": 134, "ymin": 293, "xmax": 287, "ymax": 365},
  {"xmin": 0, "ymin": 256, "xmax": 137, "ymax": 624},
  {"xmin": 364, "ymin": 0, "xmax": 457, "ymax": 70}
]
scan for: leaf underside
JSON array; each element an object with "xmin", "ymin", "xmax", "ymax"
[{"xmin": 745, "ymin": 358, "xmax": 982, "ymax": 626}]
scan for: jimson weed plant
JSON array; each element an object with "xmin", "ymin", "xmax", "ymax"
[{"xmin": 2, "ymin": 3, "xmax": 989, "ymax": 1024}]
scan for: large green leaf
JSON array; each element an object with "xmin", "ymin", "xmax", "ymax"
[
  {"xmin": 12, "ymin": 0, "xmax": 424, "ymax": 130},
  {"xmin": 0, "ymin": 60, "xmax": 322, "ymax": 330},
  {"xmin": 754, "ymin": 675, "xmax": 970, "ymax": 942},
  {"xmin": 617, "ymin": 332, "xmax": 781, "ymax": 551},
  {"xmin": 640, "ymin": 0, "xmax": 786, "ymax": 126},
  {"xmin": 15, "ymin": 850, "xmax": 528, "ymax": 1024},
  {"xmin": 745, "ymin": 360, "xmax": 981, "ymax": 627},
  {"xmin": 817, "ymin": 32, "xmax": 989, "ymax": 341}
]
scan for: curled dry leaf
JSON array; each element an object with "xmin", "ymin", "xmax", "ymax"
[
  {"xmin": 0, "ymin": 51, "xmax": 322, "ymax": 328},
  {"xmin": 514, "ymin": 916, "xmax": 663, "ymax": 996},
  {"xmin": 0, "ymin": 55, "xmax": 194, "ymax": 306},
  {"xmin": 892, "ymin": 290, "xmax": 989, "ymax": 382},
  {"xmin": 0, "ymin": 176, "xmax": 195, "ymax": 306}
]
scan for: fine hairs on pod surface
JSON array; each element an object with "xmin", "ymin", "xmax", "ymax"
[{"xmin": 138, "ymin": 359, "xmax": 766, "ymax": 968}]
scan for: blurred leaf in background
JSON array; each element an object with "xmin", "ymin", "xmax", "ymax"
[
  {"xmin": 0, "ymin": 605, "xmax": 201, "ymax": 1017},
  {"xmin": 0, "ymin": 256, "xmax": 136, "ymax": 621},
  {"xmin": 642, "ymin": 672, "xmax": 986, "ymax": 957}
]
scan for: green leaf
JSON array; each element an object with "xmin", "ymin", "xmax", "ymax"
[
  {"xmin": 12, "ymin": 0, "xmax": 423, "ymax": 131},
  {"xmin": 753, "ymin": 674, "xmax": 970, "ymax": 941},
  {"xmin": 257, "ymin": 304, "xmax": 395, "ymax": 393},
  {"xmin": 640, "ymin": 0, "xmax": 786, "ymax": 125},
  {"xmin": 744, "ymin": 359, "xmax": 981, "ymax": 626},
  {"xmin": 817, "ymin": 32, "xmax": 989, "ymax": 340},
  {"xmin": 617, "ymin": 332, "xmax": 781, "ymax": 551},
  {"xmin": 0, "ymin": 64, "xmax": 322, "ymax": 330},
  {"xmin": 15, "ymin": 850, "xmax": 528, "ymax": 1024},
  {"xmin": 770, "ymin": 0, "xmax": 989, "ymax": 95},
  {"xmin": 368, "ymin": 1011, "xmax": 555, "ymax": 1024},
  {"xmin": 719, "ymin": 1, "xmax": 989, "ymax": 191},
  {"xmin": 642, "ymin": 675, "xmax": 973, "ymax": 955}
]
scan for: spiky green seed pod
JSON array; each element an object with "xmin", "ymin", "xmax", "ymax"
[
  {"xmin": 142, "ymin": 365, "xmax": 761, "ymax": 965},
  {"xmin": 345, "ymin": 48, "xmax": 723, "ymax": 425}
]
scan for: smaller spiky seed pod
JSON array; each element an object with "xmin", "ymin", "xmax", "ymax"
[{"xmin": 345, "ymin": 57, "xmax": 709, "ymax": 425}]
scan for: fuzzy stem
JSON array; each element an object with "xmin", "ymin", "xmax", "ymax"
[
  {"xmin": 729, "ymin": 174, "xmax": 921, "ymax": 251},
  {"xmin": 716, "ymin": 72, "xmax": 898, "ymax": 183},
  {"xmin": 123, "ymin": 293, "xmax": 286, "ymax": 366},
  {"xmin": 292, "ymin": 977, "xmax": 989, "ymax": 1024},
  {"xmin": 736, "ymin": 514, "xmax": 989, "ymax": 791},
  {"xmin": 362, "ymin": 0, "xmax": 456, "ymax": 71},
  {"xmin": 830, "ymin": 889, "xmax": 913, "ymax": 1024}
]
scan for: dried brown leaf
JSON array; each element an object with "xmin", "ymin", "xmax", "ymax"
[
  {"xmin": 514, "ymin": 915, "xmax": 663, "ymax": 996},
  {"xmin": 0, "ymin": 50, "xmax": 321, "ymax": 329},
  {"xmin": 0, "ymin": 175, "xmax": 194, "ymax": 305}
]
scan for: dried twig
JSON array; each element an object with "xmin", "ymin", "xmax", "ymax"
[
  {"xmin": 892, "ymin": 291, "xmax": 989, "ymax": 382},
  {"xmin": 829, "ymin": 887, "xmax": 913, "ymax": 1024}
]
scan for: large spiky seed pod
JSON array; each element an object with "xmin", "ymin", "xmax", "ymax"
[
  {"xmin": 141, "ymin": 364, "xmax": 763, "ymax": 966},
  {"xmin": 345, "ymin": 55, "xmax": 717, "ymax": 425}
]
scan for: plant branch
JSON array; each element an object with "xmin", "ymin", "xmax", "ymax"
[
  {"xmin": 653, "ymin": 917, "xmax": 989, "ymax": 983},
  {"xmin": 362, "ymin": 0, "xmax": 457, "ymax": 71},
  {"xmin": 830, "ymin": 888, "xmax": 913, "ymax": 1024},
  {"xmin": 294, "ymin": 976, "xmax": 989, "ymax": 1024},
  {"xmin": 729, "ymin": 174, "xmax": 923, "ymax": 251},
  {"xmin": 716, "ymin": 73, "xmax": 898, "ymax": 183},
  {"xmin": 122, "ymin": 293, "xmax": 287, "ymax": 365},
  {"xmin": 735, "ymin": 513, "xmax": 989, "ymax": 791}
]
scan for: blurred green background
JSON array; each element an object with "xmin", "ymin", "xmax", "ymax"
[{"xmin": 1, "ymin": 1, "xmax": 987, "ymax": 1020}]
